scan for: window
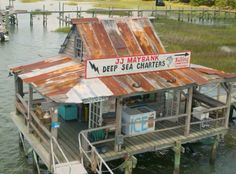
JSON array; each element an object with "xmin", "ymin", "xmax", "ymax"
[{"xmin": 75, "ymin": 36, "xmax": 83, "ymax": 59}]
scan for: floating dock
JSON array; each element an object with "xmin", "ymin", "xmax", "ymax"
[{"xmin": 9, "ymin": 17, "xmax": 236, "ymax": 174}]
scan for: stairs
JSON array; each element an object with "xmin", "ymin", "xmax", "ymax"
[{"xmin": 55, "ymin": 161, "xmax": 87, "ymax": 174}]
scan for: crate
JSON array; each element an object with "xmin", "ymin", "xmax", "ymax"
[{"xmin": 58, "ymin": 104, "xmax": 78, "ymax": 121}]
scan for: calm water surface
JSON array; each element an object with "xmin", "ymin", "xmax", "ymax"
[{"xmin": 0, "ymin": 1, "xmax": 236, "ymax": 174}]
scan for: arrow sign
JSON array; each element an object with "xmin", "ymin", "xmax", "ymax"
[
  {"xmin": 174, "ymin": 52, "xmax": 190, "ymax": 57},
  {"xmin": 86, "ymin": 51, "xmax": 191, "ymax": 79}
]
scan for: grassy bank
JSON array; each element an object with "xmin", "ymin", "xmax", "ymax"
[
  {"xmin": 54, "ymin": 27, "xmax": 70, "ymax": 33},
  {"xmin": 64, "ymin": 1, "xmax": 78, "ymax": 6},
  {"xmin": 155, "ymin": 18, "xmax": 236, "ymax": 73},
  {"xmin": 20, "ymin": 0, "xmax": 42, "ymax": 3},
  {"xmin": 94, "ymin": 0, "xmax": 212, "ymax": 10}
]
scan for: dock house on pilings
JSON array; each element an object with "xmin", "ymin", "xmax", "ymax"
[{"xmin": 9, "ymin": 17, "xmax": 236, "ymax": 174}]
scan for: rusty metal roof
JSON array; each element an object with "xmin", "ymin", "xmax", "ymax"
[
  {"xmin": 10, "ymin": 56, "xmax": 236, "ymax": 103},
  {"xmin": 74, "ymin": 17, "xmax": 165, "ymax": 59},
  {"xmin": 10, "ymin": 18, "xmax": 236, "ymax": 103}
]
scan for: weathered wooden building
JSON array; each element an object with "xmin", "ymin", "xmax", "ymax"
[{"xmin": 10, "ymin": 17, "xmax": 236, "ymax": 174}]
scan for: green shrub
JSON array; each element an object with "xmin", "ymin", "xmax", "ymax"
[
  {"xmin": 215, "ymin": 0, "xmax": 236, "ymax": 8},
  {"xmin": 190, "ymin": 0, "xmax": 215, "ymax": 6}
]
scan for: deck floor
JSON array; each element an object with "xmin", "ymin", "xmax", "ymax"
[
  {"xmin": 58, "ymin": 118, "xmax": 88, "ymax": 162},
  {"xmin": 12, "ymin": 113, "xmax": 227, "ymax": 165},
  {"xmin": 99, "ymin": 121, "xmax": 227, "ymax": 161}
]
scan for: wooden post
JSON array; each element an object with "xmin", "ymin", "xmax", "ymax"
[
  {"xmin": 59, "ymin": 2, "xmax": 61, "ymax": 27},
  {"xmin": 190, "ymin": 8, "xmax": 193, "ymax": 22},
  {"xmin": 209, "ymin": 135, "xmax": 219, "ymax": 165},
  {"xmin": 43, "ymin": 5, "xmax": 46, "ymax": 26},
  {"xmin": 184, "ymin": 87, "xmax": 193, "ymax": 136},
  {"xmin": 30, "ymin": 13, "xmax": 33, "ymax": 26},
  {"xmin": 224, "ymin": 83, "xmax": 232, "ymax": 129},
  {"xmin": 176, "ymin": 90, "xmax": 181, "ymax": 116},
  {"xmin": 76, "ymin": 6, "xmax": 79, "ymax": 18},
  {"xmin": 28, "ymin": 84, "xmax": 33, "ymax": 133},
  {"xmin": 115, "ymin": 97, "xmax": 123, "ymax": 152},
  {"xmin": 62, "ymin": 3, "xmax": 65, "ymax": 26},
  {"xmin": 14, "ymin": 75, "xmax": 24, "ymax": 114},
  {"xmin": 51, "ymin": 107, "xmax": 58, "ymax": 139},
  {"xmin": 173, "ymin": 141, "xmax": 181, "ymax": 174},
  {"xmin": 178, "ymin": 8, "xmax": 181, "ymax": 21}
]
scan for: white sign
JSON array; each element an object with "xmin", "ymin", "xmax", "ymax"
[
  {"xmin": 82, "ymin": 96, "xmax": 109, "ymax": 104},
  {"xmin": 85, "ymin": 51, "xmax": 191, "ymax": 79}
]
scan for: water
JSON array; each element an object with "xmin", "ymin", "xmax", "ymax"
[{"xmin": 0, "ymin": 1, "xmax": 236, "ymax": 174}]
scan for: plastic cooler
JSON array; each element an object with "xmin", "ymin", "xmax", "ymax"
[{"xmin": 58, "ymin": 104, "xmax": 78, "ymax": 120}]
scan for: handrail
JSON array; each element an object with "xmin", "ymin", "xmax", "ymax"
[
  {"xmin": 79, "ymin": 131, "xmax": 114, "ymax": 174},
  {"xmin": 50, "ymin": 136, "xmax": 72, "ymax": 174},
  {"xmin": 16, "ymin": 93, "xmax": 51, "ymax": 138}
]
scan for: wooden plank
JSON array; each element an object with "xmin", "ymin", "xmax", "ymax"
[
  {"xmin": 11, "ymin": 113, "xmax": 51, "ymax": 169},
  {"xmin": 193, "ymin": 90, "xmax": 225, "ymax": 107}
]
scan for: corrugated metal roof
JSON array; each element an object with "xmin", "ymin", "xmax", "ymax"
[
  {"xmin": 10, "ymin": 18, "xmax": 236, "ymax": 103},
  {"xmin": 76, "ymin": 17, "xmax": 165, "ymax": 60},
  {"xmin": 10, "ymin": 56, "xmax": 236, "ymax": 103}
]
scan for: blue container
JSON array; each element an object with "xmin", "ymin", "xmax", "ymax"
[{"xmin": 58, "ymin": 104, "xmax": 78, "ymax": 121}]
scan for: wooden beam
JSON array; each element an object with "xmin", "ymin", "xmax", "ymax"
[
  {"xmin": 115, "ymin": 97, "xmax": 123, "ymax": 152},
  {"xmin": 224, "ymin": 83, "xmax": 232, "ymax": 128},
  {"xmin": 193, "ymin": 90, "xmax": 225, "ymax": 107},
  {"xmin": 28, "ymin": 84, "xmax": 33, "ymax": 133},
  {"xmin": 185, "ymin": 87, "xmax": 193, "ymax": 136},
  {"xmin": 14, "ymin": 75, "xmax": 24, "ymax": 114}
]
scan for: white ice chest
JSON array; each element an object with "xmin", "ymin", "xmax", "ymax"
[
  {"xmin": 192, "ymin": 106, "xmax": 209, "ymax": 120},
  {"xmin": 122, "ymin": 106, "xmax": 156, "ymax": 136}
]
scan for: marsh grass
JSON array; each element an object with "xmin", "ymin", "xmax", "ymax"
[
  {"xmin": 94, "ymin": 0, "xmax": 211, "ymax": 10},
  {"xmin": 31, "ymin": 11, "xmax": 52, "ymax": 15},
  {"xmin": 54, "ymin": 27, "xmax": 70, "ymax": 33},
  {"xmin": 155, "ymin": 18, "xmax": 236, "ymax": 73},
  {"xmin": 21, "ymin": 0, "xmax": 42, "ymax": 3},
  {"xmin": 87, "ymin": 8, "xmax": 129, "ymax": 16},
  {"xmin": 64, "ymin": 1, "xmax": 78, "ymax": 6}
]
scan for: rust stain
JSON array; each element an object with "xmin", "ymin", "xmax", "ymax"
[
  {"xmin": 102, "ymin": 20, "xmax": 129, "ymax": 56},
  {"xmin": 100, "ymin": 77, "xmax": 128, "ymax": 95},
  {"xmin": 11, "ymin": 57, "xmax": 72, "ymax": 74},
  {"xmin": 193, "ymin": 68, "xmax": 236, "ymax": 79},
  {"xmin": 92, "ymin": 22, "xmax": 117, "ymax": 58},
  {"xmin": 181, "ymin": 68, "xmax": 208, "ymax": 85},
  {"xmin": 77, "ymin": 23, "xmax": 103, "ymax": 59},
  {"xmin": 117, "ymin": 22, "xmax": 143, "ymax": 55}
]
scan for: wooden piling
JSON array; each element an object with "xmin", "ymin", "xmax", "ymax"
[
  {"xmin": 173, "ymin": 141, "xmax": 181, "ymax": 174},
  {"xmin": 209, "ymin": 136, "xmax": 219, "ymax": 165},
  {"xmin": 30, "ymin": 13, "xmax": 33, "ymax": 26},
  {"xmin": 43, "ymin": 5, "xmax": 47, "ymax": 27},
  {"xmin": 59, "ymin": 2, "xmax": 61, "ymax": 27}
]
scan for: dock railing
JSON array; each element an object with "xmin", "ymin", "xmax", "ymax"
[
  {"xmin": 190, "ymin": 106, "xmax": 227, "ymax": 131},
  {"xmin": 50, "ymin": 136, "xmax": 72, "ymax": 174},
  {"xmin": 16, "ymin": 93, "xmax": 51, "ymax": 146},
  {"xmin": 79, "ymin": 126, "xmax": 115, "ymax": 174}
]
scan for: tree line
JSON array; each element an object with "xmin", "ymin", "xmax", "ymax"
[{"xmin": 165, "ymin": 0, "xmax": 236, "ymax": 9}]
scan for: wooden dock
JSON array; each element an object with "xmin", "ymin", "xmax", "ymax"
[{"xmin": 11, "ymin": 5, "xmax": 236, "ymax": 27}]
